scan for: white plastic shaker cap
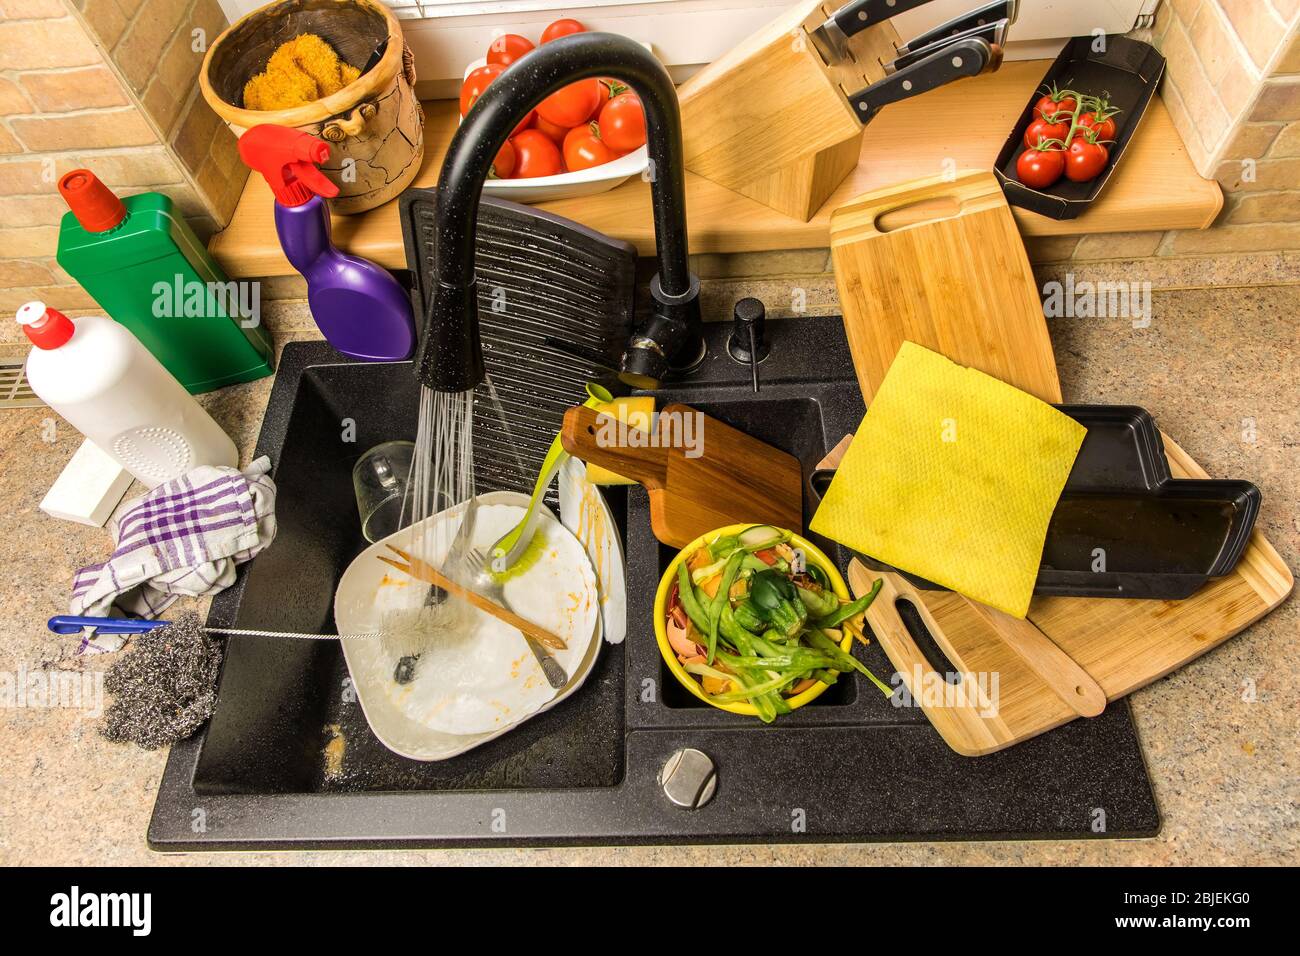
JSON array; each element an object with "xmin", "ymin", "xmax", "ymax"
[{"xmin": 16, "ymin": 301, "xmax": 47, "ymax": 326}]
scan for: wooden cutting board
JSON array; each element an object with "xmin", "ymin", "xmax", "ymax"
[
  {"xmin": 827, "ymin": 171, "xmax": 1290, "ymax": 754},
  {"xmin": 830, "ymin": 169, "xmax": 1063, "ymax": 405},
  {"xmin": 560, "ymin": 403, "xmax": 803, "ymax": 548},
  {"xmin": 843, "ymin": 438, "xmax": 1292, "ymax": 756}
]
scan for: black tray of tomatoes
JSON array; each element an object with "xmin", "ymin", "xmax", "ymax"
[{"xmin": 995, "ymin": 36, "xmax": 1165, "ymax": 220}]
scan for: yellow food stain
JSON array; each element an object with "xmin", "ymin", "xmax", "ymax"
[
  {"xmin": 510, "ymin": 652, "xmax": 528, "ymax": 680},
  {"xmin": 323, "ymin": 724, "xmax": 346, "ymax": 779},
  {"xmin": 378, "ymin": 573, "xmax": 409, "ymax": 589},
  {"xmin": 523, "ymin": 674, "xmax": 539, "ymax": 690},
  {"xmin": 576, "ymin": 482, "xmax": 612, "ymax": 607},
  {"xmin": 1242, "ymin": 741, "xmax": 1256, "ymax": 756}
]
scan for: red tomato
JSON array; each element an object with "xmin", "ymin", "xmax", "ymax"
[
  {"xmin": 533, "ymin": 115, "xmax": 571, "ymax": 144},
  {"xmin": 536, "ymin": 78, "xmax": 603, "ymax": 127},
  {"xmin": 594, "ymin": 77, "xmax": 630, "ymax": 113},
  {"xmin": 486, "ymin": 33, "xmax": 534, "ymax": 67},
  {"xmin": 598, "ymin": 91, "xmax": 646, "ymax": 152},
  {"xmin": 460, "ymin": 63, "xmax": 533, "ymax": 136},
  {"xmin": 510, "ymin": 129, "xmax": 563, "ymax": 178},
  {"xmin": 1065, "ymin": 138, "xmax": 1109, "ymax": 182},
  {"xmin": 491, "ymin": 139, "xmax": 516, "ymax": 179},
  {"xmin": 1075, "ymin": 111, "xmax": 1117, "ymax": 142},
  {"xmin": 1034, "ymin": 83, "xmax": 1078, "ymax": 121},
  {"xmin": 541, "ymin": 18, "xmax": 586, "ymax": 43},
  {"xmin": 562, "ymin": 123, "xmax": 615, "ymax": 172},
  {"xmin": 1023, "ymin": 116, "xmax": 1069, "ymax": 150},
  {"xmin": 753, "ymin": 548, "xmax": 779, "ymax": 566},
  {"xmin": 459, "ymin": 64, "xmax": 502, "ymax": 117},
  {"xmin": 1016, "ymin": 144, "xmax": 1066, "ymax": 189}
]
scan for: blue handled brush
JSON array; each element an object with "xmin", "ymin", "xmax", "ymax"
[{"xmin": 47, "ymin": 614, "xmax": 378, "ymax": 640}]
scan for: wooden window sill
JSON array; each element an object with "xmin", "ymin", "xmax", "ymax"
[{"xmin": 209, "ymin": 60, "xmax": 1222, "ymax": 279}]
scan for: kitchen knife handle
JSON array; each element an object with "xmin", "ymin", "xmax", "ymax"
[
  {"xmin": 850, "ymin": 37, "xmax": 993, "ymax": 122},
  {"xmin": 896, "ymin": 0, "xmax": 1019, "ymax": 54},
  {"xmin": 888, "ymin": 18, "xmax": 1009, "ymax": 73},
  {"xmin": 560, "ymin": 405, "xmax": 669, "ymax": 489},
  {"xmin": 827, "ymin": 0, "xmax": 939, "ymax": 39}
]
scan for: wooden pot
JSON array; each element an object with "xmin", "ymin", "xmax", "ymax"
[{"xmin": 200, "ymin": 0, "xmax": 424, "ymax": 215}]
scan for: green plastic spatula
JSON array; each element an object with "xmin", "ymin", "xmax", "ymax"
[{"xmin": 489, "ymin": 382, "xmax": 614, "ymax": 571}]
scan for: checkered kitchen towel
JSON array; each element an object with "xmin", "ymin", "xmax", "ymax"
[{"xmin": 70, "ymin": 457, "xmax": 277, "ymax": 652}]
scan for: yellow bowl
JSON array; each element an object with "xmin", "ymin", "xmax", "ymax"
[{"xmin": 654, "ymin": 524, "xmax": 851, "ymax": 717}]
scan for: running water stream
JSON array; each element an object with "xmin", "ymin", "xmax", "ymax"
[{"xmin": 385, "ymin": 377, "xmax": 526, "ymax": 679}]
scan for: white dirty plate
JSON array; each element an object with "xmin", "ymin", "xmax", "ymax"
[
  {"xmin": 559, "ymin": 457, "xmax": 627, "ymax": 644},
  {"xmin": 334, "ymin": 492, "xmax": 601, "ymax": 761}
]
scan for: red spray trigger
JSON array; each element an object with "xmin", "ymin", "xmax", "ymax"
[{"xmin": 238, "ymin": 125, "xmax": 340, "ymax": 207}]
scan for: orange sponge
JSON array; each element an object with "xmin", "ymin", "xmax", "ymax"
[{"xmin": 243, "ymin": 34, "xmax": 361, "ymax": 111}]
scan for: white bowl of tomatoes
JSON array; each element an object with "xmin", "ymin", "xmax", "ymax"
[{"xmin": 459, "ymin": 18, "xmax": 651, "ymax": 203}]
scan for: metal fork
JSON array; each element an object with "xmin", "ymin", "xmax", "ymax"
[{"xmin": 464, "ymin": 547, "xmax": 568, "ymax": 689}]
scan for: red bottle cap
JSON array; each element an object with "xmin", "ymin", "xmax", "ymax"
[
  {"xmin": 237, "ymin": 125, "xmax": 339, "ymax": 207},
  {"xmin": 17, "ymin": 301, "xmax": 75, "ymax": 350},
  {"xmin": 58, "ymin": 169, "xmax": 127, "ymax": 233}
]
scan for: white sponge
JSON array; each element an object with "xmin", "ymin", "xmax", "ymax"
[{"xmin": 40, "ymin": 438, "xmax": 133, "ymax": 527}]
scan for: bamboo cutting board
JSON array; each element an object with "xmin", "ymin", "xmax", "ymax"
[
  {"xmin": 560, "ymin": 403, "xmax": 803, "ymax": 548},
  {"xmin": 845, "ymin": 438, "xmax": 1292, "ymax": 756},
  {"xmin": 830, "ymin": 169, "xmax": 1063, "ymax": 405}
]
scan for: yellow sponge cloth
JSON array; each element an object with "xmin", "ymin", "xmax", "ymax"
[{"xmin": 810, "ymin": 342, "xmax": 1085, "ymax": 617}]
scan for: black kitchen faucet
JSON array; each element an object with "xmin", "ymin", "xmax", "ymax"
[{"xmin": 415, "ymin": 32, "xmax": 705, "ymax": 393}]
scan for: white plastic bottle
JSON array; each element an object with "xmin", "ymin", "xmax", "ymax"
[{"xmin": 19, "ymin": 302, "xmax": 238, "ymax": 488}]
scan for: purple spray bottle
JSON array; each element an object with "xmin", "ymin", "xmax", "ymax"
[{"xmin": 238, "ymin": 125, "xmax": 414, "ymax": 361}]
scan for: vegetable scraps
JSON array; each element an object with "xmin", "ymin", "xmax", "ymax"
[
  {"xmin": 666, "ymin": 525, "xmax": 891, "ymax": 724},
  {"xmin": 243, "ymin": 34, "xmax": 360, "ymax": 111}
]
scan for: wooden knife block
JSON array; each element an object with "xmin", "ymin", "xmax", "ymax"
[{"xmin": 677, "ymin": 0, "xmax": 898, "ymax": 222}]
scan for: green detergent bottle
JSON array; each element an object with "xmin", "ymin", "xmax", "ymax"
[{"xmin": 55, "ymin": 169, "xmax": 273, "ymax": 393}]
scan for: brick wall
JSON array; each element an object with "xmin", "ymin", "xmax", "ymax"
[
  {"xmin": 1032, "ymin": 0, "xmax": 1300, "ymax": 265},
  {"xmin": 0, "ymin": 0, "xmax": 245, "ymax": 314}
]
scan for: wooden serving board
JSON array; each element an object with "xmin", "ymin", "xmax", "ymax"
[
  {"xmin": 830, "ymin": 169, "xmax": 1063, "ymax": 405},
  {"xmin": 847, "ymin": 436, "xmax": 1292, "ymax": 756},
  {"xmin": 560, "ymin": 403, "xmax": 803, "ymax": 548}
]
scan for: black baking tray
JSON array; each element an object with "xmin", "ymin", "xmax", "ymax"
[
  {"xmin": 995, "ymin": 36, "xmax": 1165, "ymax": 220},
  {"xmin": 810, "ymin": 404, "xmax": 1261, "ymax": 599}
]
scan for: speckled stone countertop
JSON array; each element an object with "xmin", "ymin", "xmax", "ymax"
[{"xmin": 1, "ymin": 287, "xmax": 1295, "ymax": 866}]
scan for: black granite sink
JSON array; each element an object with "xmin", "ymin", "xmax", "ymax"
[{"xmin": 148, "ymin": 317, "xmax": 1159, "ymax": 849}]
